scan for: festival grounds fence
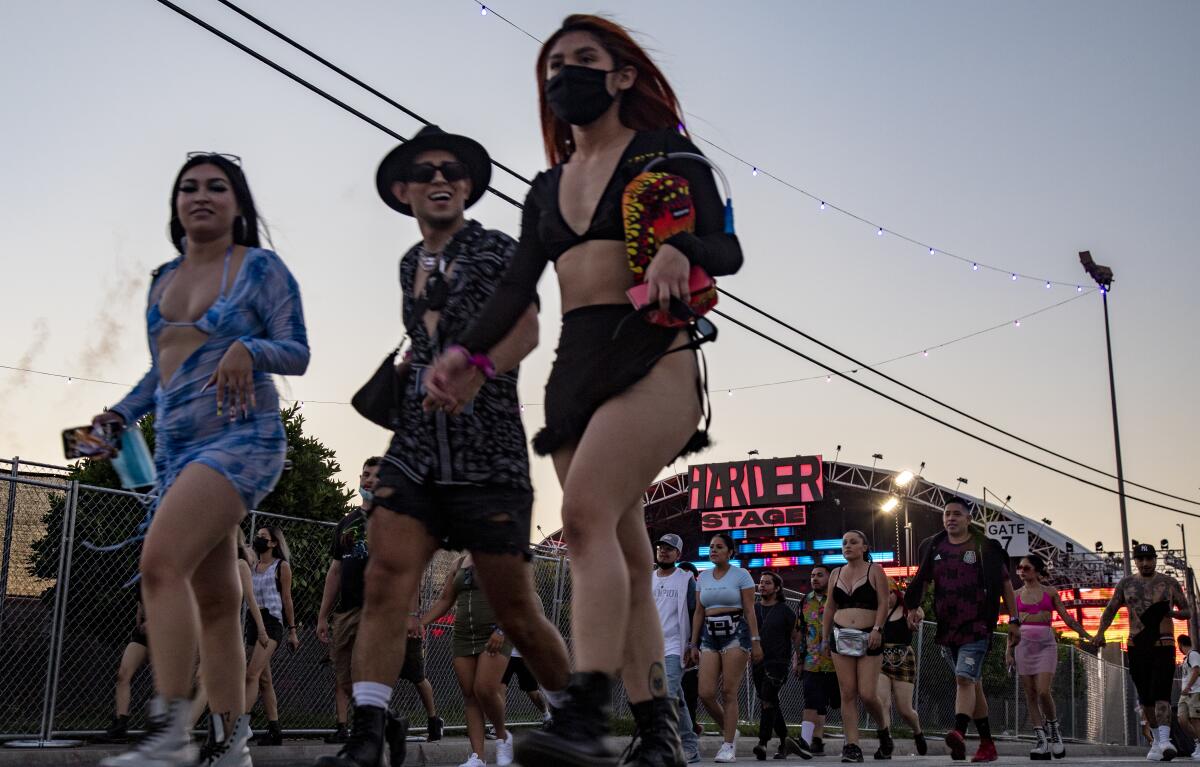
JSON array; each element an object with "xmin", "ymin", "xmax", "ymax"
[{"xmin": 0, "ymin": 459, "xmax": 1160, "ymax": 746}]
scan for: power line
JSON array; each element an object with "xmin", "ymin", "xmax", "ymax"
[
  {"xmin": 713, "ymin": 307, "xmax": 1200, "ymax": 519},
  {"xmin": 468, "ymin": 0, "xmax": 1088, "ymax": 291},
  {"xmin": 150, "ymin": 0, "xmax": 523, "ymax": 209},
  {"xmin": 144, "ymin": 0, "xmax": 1200, "ymax": 513}
]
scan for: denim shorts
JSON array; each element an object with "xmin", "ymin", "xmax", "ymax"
[
  {"xmin": 700, "ymin": 616, "xmax": 752, "ymax": 654},
  {"xmin": 942, "ymin": 638, "xmax": 990, "ymax": 682}
]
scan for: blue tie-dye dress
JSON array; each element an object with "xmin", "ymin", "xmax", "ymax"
[{"xmin": 111, "ymin": 247, "xmax": 309, "ymax": 512}]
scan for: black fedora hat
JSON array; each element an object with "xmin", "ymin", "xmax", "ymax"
[{"xmin": 376, "ymin": 125, "xmax": 492, "ymax": 216}]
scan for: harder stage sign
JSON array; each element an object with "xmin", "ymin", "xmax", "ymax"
[
  {"xmin": 689, "ymin": 455, "xmax": 824, "ymax": 511},
  {"xmin": 985, "ymin": 521, "xmax": 1029, "ymax": 557},
  {"xmin": 701, "ymin": 505, "xmax": 807, "ymax": 532}
]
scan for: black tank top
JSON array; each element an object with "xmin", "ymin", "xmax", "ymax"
[
  {"xmin": 832, "ymin": 564, "xmax": 878, "ymax": 610},
  {"xmin": 882, "ymin": 614, "xmax": 913, "ymax": 645}
]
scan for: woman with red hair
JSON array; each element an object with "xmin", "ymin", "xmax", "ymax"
[
  {"xmin": 428, "ymin": 13, "xmax": 743, "ymax": 767},
  {"xmin": 877, "ymin": 583, "xmax": 926, "ymax": 758}
]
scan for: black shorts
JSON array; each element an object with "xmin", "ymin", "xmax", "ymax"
[
  {"xmin": 1128, "ymin": 639, "xmax": 1176, "ymax": 707},
  {"xmin": 371, "ymin": 463, "xmax": 533, "ymax": 560},
  {"xmin": 535, "ymin": 305, "xmax": 707, "ymax": 458},
  {"xmin": 801, "ymin": 670, "xmax": 841, "ymax": 715},
  {"xmin": 502, "ymin": 655, "xmax": 539, "ymax": 692},
  {"xmin": 245, "ymin": 609, "xmax": 286, "ymax": 646}
]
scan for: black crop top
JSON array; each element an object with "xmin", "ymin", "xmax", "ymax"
[
  {"xmin": 832, "ymin": 565, "xmax": 879, "ymax": 611},
  {"xmin": 457, "ymin": 128, "xmax": 743, "ymax": 353},
  {"xmin": 882, "ymin": 614, "xmax": 913, "ymax": 645}
]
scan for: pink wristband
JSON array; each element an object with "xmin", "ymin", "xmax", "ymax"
[{"xmin": 448, "ymin": 345, "xmax": 496, "ymax": 379}]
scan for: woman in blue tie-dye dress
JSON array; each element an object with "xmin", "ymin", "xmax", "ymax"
[{"xmin": 93, "ymin": 153, "xmax": 309, "ymax": 767}]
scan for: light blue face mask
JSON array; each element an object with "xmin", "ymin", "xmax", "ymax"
[{"xmin": 359, "ymin": 486, "xmax": 374, "ymax": 503}]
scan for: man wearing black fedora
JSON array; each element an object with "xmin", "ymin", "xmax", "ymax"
[{"xmin": 316, "ymin": 126, "xmax": 571, "ymax": 767}]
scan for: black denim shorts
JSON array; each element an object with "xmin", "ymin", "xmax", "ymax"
[{"xmin": 371, "ymin": 461, "xmax": 533, "ymax": 560}]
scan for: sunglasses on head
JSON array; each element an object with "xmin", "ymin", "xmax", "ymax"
[
  {"xmin": 187, "ymin": 151, "xmax": 243, "ymax": 166},
  {"xmin": 406, "ymin": 161, "xmax": 469, "ymax": 184}
]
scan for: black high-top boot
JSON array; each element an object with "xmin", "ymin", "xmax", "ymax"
[
  {"xmin": 313, "ymin": 705, "xmax": 402, "ymax": 767},
  {"xmin": 622, "ymin": 698, "xmax": 686, "ymax": 767},
  {"xmin": 515, "ymin": 671, "xmax": 620, "ymax": 767},
  {"xmin": 98, "ymin": 714, "xmax": 130, "ymax": 743}
]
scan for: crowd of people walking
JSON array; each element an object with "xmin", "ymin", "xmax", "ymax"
[{"xmin": 78, "ymin": 10, "xmax": 1191, "ymax": 767}]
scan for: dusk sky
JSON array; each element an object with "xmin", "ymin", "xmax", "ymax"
[{"xmin": 2, "ymin": 1, "xmax": 1197, "ymax": 554}]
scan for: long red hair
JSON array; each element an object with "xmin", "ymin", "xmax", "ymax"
[{"xmin": 537, "ymin": 15, "xmax": 686, "ymax": 166}]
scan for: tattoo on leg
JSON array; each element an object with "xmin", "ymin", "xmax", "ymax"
[
  {"xmin": 1156, "ymin": 701, "xmax": 1171, "ymax": 726},
  {"xmin": 649, "ymin": 662, "xmax": 667, "ymax": 698}
]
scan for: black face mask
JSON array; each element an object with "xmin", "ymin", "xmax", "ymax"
[
  {"xmin": 545, "ymin": 65, "xmax": 617, "ymax": 126},
  {"xmin": 252, "ymin": 538, "xmax": 271, "ymax": 554}
]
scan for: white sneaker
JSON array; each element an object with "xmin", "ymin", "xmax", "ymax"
[
  {"xmin": 496, "ymin": 731, "xmax": 514, "ymax": 766},
  {"xmin": 715, "ymin": 741, "xmax": 737, "ymax": 763},
  {"xmin": 99, "ymin": 698, "xmax": 197, "ymax": 767},
  {"xmin": 1147, "ymin": 742, "xmax": 1164, "ymax": 761},
  {"xmin": 201, "ymin": 714, "xmax": 253, "ymax": 767},
  {"xmin": 459, "ymin": 753, "xmax": 486, "ymax": 767}
]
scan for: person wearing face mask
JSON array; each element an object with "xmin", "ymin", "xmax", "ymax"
[
  {"xmin": 94, "ymin": 153, "xmax": 308, "ymax": 767},
  {"xmin": 426, "ymin": 15, "xmax": 743, "ymax": 767},
  {"xmin": 243, "ymin": 526, "xmax": 298, "ymax": 746},
  {"xmin": 314, "ymin": 126, "xmax": 571, "ymax": 767},
  {"xmin": 315, "ymin": 457, "xmax": 443, "ymax": 746}
]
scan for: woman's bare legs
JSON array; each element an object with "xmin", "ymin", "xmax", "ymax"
[
  {"xmin": 140, "ymin": 463, "xmax": 246, "ymax": 720},
  {"xmin": 260, "ymin": 665, "xmax": 279, "ymax": 721},
  {"xmin": 114, "ymin": 643, "xmax": 148, "ymax": 717},
  {"xmin": 244, "ymin": 638, "xmax": 279, "ymax": 713},
  {"xmin": 717, "ymin": 649, "xmax": 749, "ymax": 742},
  {"xmin": 473, "ymin": 651, "xmax": 510, "ymax": 741},
  {"xmin": 833, "ymin": 654, "xmax": 862, "ymax": 745},
  {"xmin": 697, "ymin": 650, "xmax": 725, "ymax": 732},
  {"xmin": 1022, "ymin": 675, "xmax": 1046, "ymax": 728},
  {"xmin": 552, "ymin": 343, "xmax": 699, "ymax": 690},
  {"xmin": 876, "ymin": 674, "xmax": 892, "ymax": 730},
  {"xmin": 453, "ymin": 656, "xmax": 486, "ymax": 757},
  {"xmin": 891, "ymin": 679, "xmax": 921, "ymax": 734}
]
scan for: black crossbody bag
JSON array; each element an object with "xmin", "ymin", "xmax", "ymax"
[{"xmin": 351, "ymin": 339, "xmax": 410, "ymax": 430}]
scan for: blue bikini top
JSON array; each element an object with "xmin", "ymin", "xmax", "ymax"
[{"xmin": 147, "ymin": 247, "xmax": 233, "ymax": 337}]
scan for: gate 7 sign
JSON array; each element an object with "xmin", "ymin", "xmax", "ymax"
[{"xmin": 985, "ymin": 521, "xmax": 1029, "ymax": 557}]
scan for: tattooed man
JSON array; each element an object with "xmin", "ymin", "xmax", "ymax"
[{"xmin": 1096, "ymin": 542, "xmax": 1190, "ymax": 762}]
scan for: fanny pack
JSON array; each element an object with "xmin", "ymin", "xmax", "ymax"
[
  {"xmin": 705, "ymin": 612, "xmax": 743, "ymax": 638},
  {"xmin": 834, "ymin": 627, "xmax": 870, "ymax": 658}
]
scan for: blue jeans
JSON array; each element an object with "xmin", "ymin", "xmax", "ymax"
[
  {"xmin": 942, "ymin": 638, "xmax": 990, "ymax": 682},
  {"xmin": 666, "ymin": 654, "xmax": 699, "ymax": 758}
]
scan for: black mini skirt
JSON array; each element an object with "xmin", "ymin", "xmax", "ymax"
[{"xmin": 533, "ymin": 304, "xmax": 709, "ymax": 457}]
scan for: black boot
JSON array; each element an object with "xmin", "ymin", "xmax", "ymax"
[
  {"xmin": 253, "ymin": 719, "xmax": 283, "ymax": 746},
  {"xmin": 98, "ymin": 714, "xmax": 130, "ymax": 743},
  {"xmin": 873, "ymin": 727, "xmax": 893, "ymax": 760},
  {"xmin": 622, "ymin": 698, "xmax": 686, "ymax": 767},
  {"xmin": 515, "ymin": 671, "xmax": 620, "ymax": 767},
  {"xmin": 425, "ymin": 715, "xmax": 443, "ymax": 742},
  {"xmin": 314, "ymin": 705, "xmax": 401, "ymax": 767}
]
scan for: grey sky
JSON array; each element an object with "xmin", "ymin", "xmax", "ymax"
[{"xmin": 2, "ymin": 1, "xmax": 1196, "ymax": 552}]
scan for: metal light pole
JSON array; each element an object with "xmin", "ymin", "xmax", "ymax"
[
  {"xmin": 1080, "ymin": 251, "xmax": 1131, "ymax": 576},
  {"xmin": 1180, "ymin": 523, "xmax": 1197, "ymax": 640}
]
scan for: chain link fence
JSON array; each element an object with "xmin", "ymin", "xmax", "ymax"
[{"xmin": 0, "ymin": 460, "xmax": 1157, "ymax": 745}]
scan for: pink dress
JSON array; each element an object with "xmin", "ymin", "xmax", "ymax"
[{"xmin": 1014, "ymin": 589, "xmax": 1058, "ymax": 675}]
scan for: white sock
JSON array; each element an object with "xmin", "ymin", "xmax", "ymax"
[
  {"xmin": 801, "ymin": 721, "xmax": 815, "ymax": 743},
  {"xmin": 1157, "ymin": 725, "xmax": 1171, "ymax": 745},
  {"xmin": 352, "ymin": 681, "xmax": 392, "ymax": 710},
  {"xmin": 542, "ymin": 709, "xmax": 552, "ymax": 722},
  {"xmin": 543, "ymin": 688, "xmax": 567, "ymax": 709}
]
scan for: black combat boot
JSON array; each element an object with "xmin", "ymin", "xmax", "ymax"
[{"xmin": 515, "ymin": 671, "xmax": 620, "ymax": 767}]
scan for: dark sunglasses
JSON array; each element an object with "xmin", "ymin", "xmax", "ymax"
[
  {"xmin": 187, "ymin": 151, "xmax": 243, "ymax": 166},
  {"xmin": 407, "ymin": 161, "xmax": 469, "ymax": 184}
]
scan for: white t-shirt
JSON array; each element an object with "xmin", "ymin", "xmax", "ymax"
[
  {"xmin": 653, "ymin": 568, "xmax": 694, "ymax": 657},
  {"xmin": 1182, "ymin": 650, "xmax": 1200, "ymax": 694}
]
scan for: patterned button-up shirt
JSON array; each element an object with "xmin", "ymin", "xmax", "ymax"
[
  {"xmin": 384, "ymin": 220, "xmax": 532, "ymax": 491},
  {"xmin": 798, "ymin": 590, "xmax": 834, "ymax": 673}
]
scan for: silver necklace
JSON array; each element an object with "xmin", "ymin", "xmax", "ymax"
[{"xmin": 417, "ymin": 246, "xmax": 441, "ymax": 272}]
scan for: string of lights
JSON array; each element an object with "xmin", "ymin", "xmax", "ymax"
[
  {"xmin": 134, "ymin": 0, "xmax": 1199, "ymax": 512},
  {"xmin": 467, "ymin": 0, "xmax": 1089, "ymax": 291}
]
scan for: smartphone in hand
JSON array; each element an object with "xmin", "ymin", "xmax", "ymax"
[{"xmin": 62, "ymin": 423, "xmax": 118, "ymax": 460}]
